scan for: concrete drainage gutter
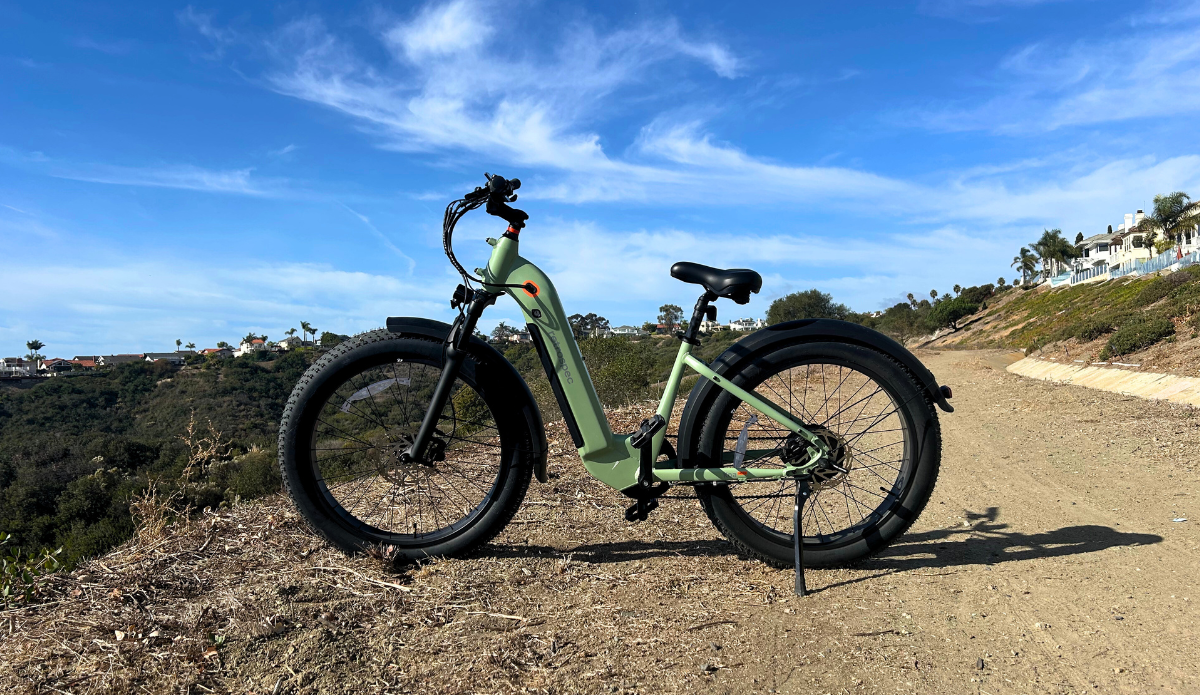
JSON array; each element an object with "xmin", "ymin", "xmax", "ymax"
[{"xmin": 1007, "ymin": 357, "xmax": 1200, "ymax": 407}]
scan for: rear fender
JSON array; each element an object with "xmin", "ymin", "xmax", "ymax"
[
  {"xmin": 676, "ymin": 319, "xmax": 952, "ymax": 466},
  {"xmin": 385, "ymin": 317, "xmax": 549, "ymax": 483}
]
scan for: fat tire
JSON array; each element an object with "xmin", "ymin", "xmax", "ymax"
[
  {"xmin": 694, "ymin": 341, "xmax": 941, "ymax": 568},
  {"xmin": 278, "ymin": 329, "xmax": 533, "ymax": 561}
]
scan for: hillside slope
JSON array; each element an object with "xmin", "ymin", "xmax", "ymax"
[
  {"xmin": 3, "ymin": 351, "xmax": 1198, "ymax": 694},
  {"xmin": 929, "ymin": 267, "xmax": 1200, "ymax": 376}
]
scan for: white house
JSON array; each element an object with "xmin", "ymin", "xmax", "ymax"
[
  {"xmin": 697, "ymin": 319, "xmax": 724, "ymax": 334},
  {"xmin": 277, "ymin": 336, "xmax": 304, "ymax": 350},
  {"xmin": 506, "ymin": 331, "xmax": 532, "ymax": 343},
  {"xmin": 728, "ymin": 318, "xmax": 766, "ymax": 332},
  {"xmin": 1, "ymin": 357, "xmax": 34, "ymax": 377},
  {"xmin": 234, "ymin": 338, "xmax": 268, "ymax": 357},
  {"xmin": 611, "ymin": 325, "xmax": 646, "ymax": 337},
  {"xmin": 1074, "ymin": 233, "xmax": 1118, "ymax": 271}
]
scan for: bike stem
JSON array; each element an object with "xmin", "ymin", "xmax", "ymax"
[{"xmin": 404, "ymin": 291, "xmax": 496, "ymax": 463}]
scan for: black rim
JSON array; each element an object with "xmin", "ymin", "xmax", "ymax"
[
  {"xmin": 715, "ymin": 357, "xmax": 914, "ymax": 549},
  {"xmin": 304, "ymin": 353, "xmax": 508, "ymax": 545}
]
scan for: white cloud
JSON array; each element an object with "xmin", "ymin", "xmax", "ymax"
[
  {"xmin": 52, "ymin": 164, "xmax": 279, "ymax": 195},
  {"xmin": 0, "ymin": 259, "xmax": 449, "ymax": 357},
  {"xmin": 384, "ymin": 0, "xmax": 492, "ymax": 61},
  {"xmin": 260, "ymin": 5, "xmax": 740, "ymax": 177},
  {"xmin": 0, "ymin": 147, "xmax": 289, "ymax": 196},
  {"xmin": 907, "ymin": 20, "xmax": 1200, "ymax": 132},
  {"xmin": 237, "ymin": 4, "xmax": 1200, "ymax": 227}
]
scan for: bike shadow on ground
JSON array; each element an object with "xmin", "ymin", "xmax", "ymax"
[{"xmin": 477, "ymin": 506, "xmax": 1162, "ymax": 591}]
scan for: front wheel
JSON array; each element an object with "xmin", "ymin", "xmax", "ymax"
[
  {"xmin": 693, "ymin": 341, "xmax": 941, "ymax": 568},
  {"xmin": 278, "ymin": 329, "xmax": 534, "ymax": 560}
]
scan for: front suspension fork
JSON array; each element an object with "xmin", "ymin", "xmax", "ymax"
[{"xmin": 403, "ymin": 291, "xmax": 496, "ymax": 463}]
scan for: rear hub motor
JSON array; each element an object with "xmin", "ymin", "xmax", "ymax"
[{"xmin": 782, "ymin": 425, "xmax": 853, "ymax": 491}]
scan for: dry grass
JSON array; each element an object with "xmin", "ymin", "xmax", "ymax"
[{"xmin": 1, "ymin": 404, "xmax": 782, "ymax": 694}]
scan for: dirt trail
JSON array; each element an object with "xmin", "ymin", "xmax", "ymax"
[{"xmin": 4, "ymin": 350, "xmax": 1199, "ymax": 694}]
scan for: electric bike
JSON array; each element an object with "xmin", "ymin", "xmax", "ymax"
[{"xmin": 278, "ymin": 174, "xmax": 954, "ymax": 594}]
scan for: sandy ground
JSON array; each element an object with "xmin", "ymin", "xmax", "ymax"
[{"xmin": 3, "ymin": 349, "xmax": 1199, "ymax": 694}]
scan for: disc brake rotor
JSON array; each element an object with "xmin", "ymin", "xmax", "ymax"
[{"xmin": 780, "ymin": 425, "xmax": 853, "ymax": 491}]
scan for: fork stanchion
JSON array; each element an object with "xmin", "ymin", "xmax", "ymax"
[{"xmin": 793, "ymin": 477, "xmax": 811, "ymax": 597}]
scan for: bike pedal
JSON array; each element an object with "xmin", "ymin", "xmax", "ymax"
[
  {"xmin": 629, "ymin": 414, "xmax": 667, "ymax": 449},
  {"xmin": 623, "ymin": 498, "xmax": 659, "ymax": 522}
]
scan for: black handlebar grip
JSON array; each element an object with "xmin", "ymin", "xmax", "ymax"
[{"xmin": 510, "ymin": 178, "xmax": 521, "ymax": 191}]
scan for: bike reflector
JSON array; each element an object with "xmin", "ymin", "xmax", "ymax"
[{"xmin": 340, "ymin": 378, "xmax": 410, "ymax": 413}]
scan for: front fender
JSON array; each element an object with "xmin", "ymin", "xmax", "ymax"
[
  {"xmin": 676, "ymin": 319, "xmax": 952, "ymax": 466},
  {"xmin": 385, "ymin": 316, "xmax": 549, "ymax": 483}
]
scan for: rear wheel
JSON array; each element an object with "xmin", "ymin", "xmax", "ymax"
[
  {"xmin": 278, "ymin": 330, "xmax": 533, "ymax": 560},
  {"xmin": 693, "ymin": 342, "xmax": 940, "ymax": 568}
]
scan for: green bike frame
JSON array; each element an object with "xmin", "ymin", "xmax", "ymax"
[{"xmin": 477, "ymin": 233, "xmax": 831, "ymax": 493}]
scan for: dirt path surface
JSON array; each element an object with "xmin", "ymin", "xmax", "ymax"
[{"xmin": 4, "ymin": 349, "xmax": 1199, "ymax": 694}]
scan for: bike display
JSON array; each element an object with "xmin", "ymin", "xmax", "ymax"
[{"xmin": 278, "ymin": 173, "xmax": 954, "ymax": 595}]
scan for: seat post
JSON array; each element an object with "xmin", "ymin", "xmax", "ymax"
[{"xmin": 682, "ymin": 291, "xmax": 717, "ymax": 344}]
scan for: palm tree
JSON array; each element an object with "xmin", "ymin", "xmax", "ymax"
[
  {"xmin": 929, "ymin": 289, "xmax": 938, "ymax": 300},
  {"xmin": 906, "ymin": 292, "xmax": 916, "ymax": 308},
  {"xmin": 1031, "ymin": 228, "xmax": 1078, "ymax": 278},
  {"xmin": 176, "ymin": 339, "xmax": 182, "ymax": 351},
  {"xmin": 286, "ymin": 328, "xmax": 298, "ymax": 341},
  {"xmin": 1136, "ymin": 192, "xmax": 1200, "ymax": 252},
  {"xmin": 300, "ymin": 321, "xmax": 313, "ymax": 345},
  {"xmin": 186, "ymin": 342, "xmax": 195, "ymax": 349},
  {"xmin": 1011, "ymin": 247, "xmax": 1039, "ymax": 285},
  {"xmin": 952, "ymin": 284, "xmax": 962, "ymax": 296},
  {"xmin": 25, "ymin": 339, "xmax": 45, "ymax": 364}
]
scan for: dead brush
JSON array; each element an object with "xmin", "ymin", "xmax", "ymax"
[
  {"xmin": 127, "ymin": 413, "xmax": 231, "ymax": 551},
  {"xmin": 179, "ymin": 411, "xmax": 232, "ymax": 485}
]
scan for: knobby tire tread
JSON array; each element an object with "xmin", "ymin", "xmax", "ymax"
[
  {"xmin": 695, "ymin": 346, "xmax": 942, "ymax": 569},
  {"xmin": 278, "ymin": 329, "xmax": 532, "ymax": 560}
]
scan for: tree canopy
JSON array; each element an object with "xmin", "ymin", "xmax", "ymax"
[
  {"xmin": 657, "ymin": 304, "xmax": 683, "ymax": 332},
  {"xmin": 766, "ymin": 290, "xmax": 851, "ymax": 325},
  {"xmin": 568, "ymin": 313, "xmax": 611, "ymax": 340},
  {"xmin": 1141, "ymin": 191, "xmax": 1200, "ymax": 244}
]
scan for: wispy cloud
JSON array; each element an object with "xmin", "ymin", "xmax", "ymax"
[
  {"xmin": 1130, "ymin": 0, "xmax": 1200, "ymax": 25},
  {"xmin": 53, "ymin": 163, "xmax": 279, "ymax": 195},
  {"xmin": 74, "ymin": 37, "xmax": 137, "ymax": 55},
  {"xmin": 340, "ymin": 203, "xmax": 416, "ymax": 271},
  {"xmin": 0, "ymin": 259, "xmax": 447, "ymax": 356},
  {"xmin": 905, "ymin": 17, "xmax": 1200, "ymax": 132},
  {"xmin": 171, "ymin": 1, "xmax": 1200, "ymax": 239},
  {"xmin": 918, "ymin": 0, "xmax": 1080, "ymax": 21},
  {"xmin": 0, "ymin": 146, "xmax": 289, "ymax": 196},
  {"xmin": 269, "ymin": 143, "xmax": 298, "ymax": 157}
]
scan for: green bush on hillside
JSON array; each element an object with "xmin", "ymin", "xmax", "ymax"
[
  {"xmin": 929, "ymin": 296, "xmax": 980, "ymax": 331},
  {"xmin": 579, "ymin": 337, "xmax": 655, "ymax": 407},
  {"xmin": 0, "ymin": 352, "xmax": 312, "ymax": 567},
  {"xmin": 1099, "ymin": 318, "xmax": 1175, "ymax": 360}
]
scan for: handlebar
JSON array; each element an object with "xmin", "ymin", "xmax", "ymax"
[{"xmin": 465, "ymin": 173, "xmax": 528, "ymax": 229}]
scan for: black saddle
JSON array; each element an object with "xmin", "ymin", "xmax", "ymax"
[{"xmin": 670, "ymin": 262, "xmax": 762, "ymax": 305}]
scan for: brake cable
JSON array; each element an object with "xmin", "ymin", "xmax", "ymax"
[{"xmin": 442, "ymin": 193, "xmax": 538, "ymax": 294}]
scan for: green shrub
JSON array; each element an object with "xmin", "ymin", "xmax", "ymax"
[
  {"xmin": 1100, "ymin": 318, "xmax": 1175, "ymax": 360},
  {"xmin": 929, "ymin": 296, "xmax": 979, "ymax": 330},
  {"xmin": 0, "ymin": 531, "xmax": 62, "ymax": 607},
  {"xmin": 1135, "ymin": 271, "xmax": 1195, "ymax": 306},
  {"xmin": 579, "ymin": 338, "xmax": 654, "ymax": 407}
]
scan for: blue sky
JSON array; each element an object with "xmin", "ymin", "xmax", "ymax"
[{"xmin": 4, "ymin": 0, "xmax": 1200, "ymax": 357}]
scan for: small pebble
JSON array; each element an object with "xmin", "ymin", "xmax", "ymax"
[{"xmin": 976, "ymin": 658, "xmax": 985, "ymax": 670}]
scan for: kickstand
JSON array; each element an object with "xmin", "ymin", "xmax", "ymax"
[{"xmin": 793, "ymin": 477, "xmax": 812, "ymax": 597}]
